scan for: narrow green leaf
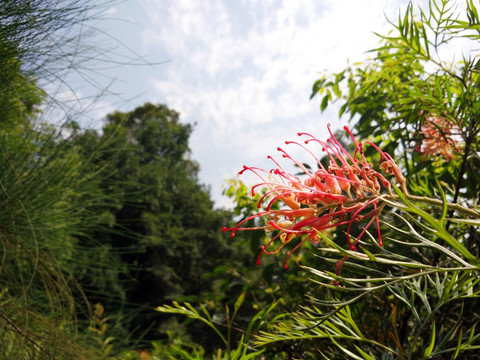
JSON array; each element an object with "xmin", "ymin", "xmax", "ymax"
[
  {"xmin": 467, "ymin": 324, "xmax": 477, "ymax": 343},
  {"xmin": 341, "ymin": 306, "xmax": 364, "ymax": 339},
  {"xmin": 424, "ymin": 322, "xmax": 436, "ymax": 358},
  {"xmin": 468, "ymin": 0, "xmax": 479, "ymax": 22},
  {"xmin": 445, "ymin": 218, "xmax": 480, "ymax": 226},
  {"xmin": 230, "ymin": 334, "xmax": 245, "ymax": 360},
  {"xmin": 327, "ymin": 334, "xmax": 364, "ymax": 360},
  {"xmin": 245, "ymin": 302, "xmax": 277, "ymax": 340},
  {"xmin": 393, "ymin": 186, "xmax": 477, "ymax": 263},
  {"xmin": 454, "ymin": 329, "xmax": 463, "ymax": 359},
  {"xmin": 354, "ymin": 345, "xmax": 375, "ymax": 360},
  {"xmin": 199, "ymin": 303, "xmax": 212, "ymax": 322},
  {"xmin": 360, "ymin": 246, "xmax": 377, "ymax": 262},
  {"xmin": 436, "ymin": 177, "xmax": 448, "ymax": 223}
]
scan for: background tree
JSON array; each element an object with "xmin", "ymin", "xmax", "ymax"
[{"xmin": 67, "ymin": 103, "xmax": 254, "ymax": 349}]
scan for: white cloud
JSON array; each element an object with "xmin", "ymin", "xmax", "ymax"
[{"xmin": 139, "ymin": 0, "xmax": 430, "ymax": 208}]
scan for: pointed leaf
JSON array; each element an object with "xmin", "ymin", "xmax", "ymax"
[
  {"xmin": 354, "ymin": 345, "xmax": 375, "ymax": 360},
  {"xmin": 424, "ymin": 322, "xmax": 436, "ymax": 358},
  {"xmin": 454, "ymin": 329, "xmax": 463, "ymax": 359}
]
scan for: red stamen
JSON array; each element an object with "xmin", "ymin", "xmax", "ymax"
[
  {"xmin": 376, "ymin": 216, "xmax": 383, "ymax": 247},
  {"xmin": 327, "ymin": 123, "xmax": 357, "ymax": 165},
  {"xmin": 283, "ymin": 237, "xmax": 309, "ymax": 270},
  {"xmin": 285, "ymin": 139, "xmax": 326, "ymax": 170},
  {"xmin": 256, "ymin": 246, "xmax": 265, "ymax": 265},
  {"xmin": 277, "ymin": 146, "xmax": 314, "ymax": 177},
  {"xmin": 229, "ymin": 125, "xmax": 401, "ymax": 271},
  {"xmin": 346, "ymin": 198, "xmax": 379, "ymax": 250}
]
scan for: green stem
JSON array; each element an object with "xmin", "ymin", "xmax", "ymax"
[{"xmin": 343, "ymin": 194, "xmax": 480, "ymax": 218}]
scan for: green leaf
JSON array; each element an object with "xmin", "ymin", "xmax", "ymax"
[
  {"xmin": 424, "ymin": 321, "xmax": 436, "ymax": 358},
  {"xmin": 310, "ymin": 78, "xmax": 326, "ymax": 99},
  {"xmin": 245, "ymin": 302, "xmax": 277, "ymax": 340},
  {"xmin": 320, "ymin": 92, "xmax": 330, "ymax": 111},
  {"xmin": 354, "ymin": 345, "xmax": 375, "ymax": 360},
  {"xmin": 327, "ymin": 334, "xmax": 365, "ymax": 360},
  {"xmin": 156, "ymin": 302, "xmax": 228, "ymax": 347},
  {"xmin": 230, "ymin": 334, "xmax": 245, "ymax": 360},
  {"xmin": 234, "ymin": 292, "xmax": 245, "ymax": 316},
  {"xmin": 434, "ymin": 176, "xmax": 448, "ymax": 223},
  {"xmin": 445, "ymin": 218, "xmax": 480, "ymax": 226},
  {"xmin": 453, "ymin": 329, "xmax": 463, "ymax": 359},
  {"xmin": 333, "ymin": 83, "xmax": 342, "ymax": 98},
  {"xmin": 360, "ymin": 245, "xmax": 376, "ymax": 262},
  {"xmin": 392, "ymin": 186, "xmax": 477, "ymax": 264}
]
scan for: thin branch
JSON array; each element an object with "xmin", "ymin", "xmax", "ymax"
[{"xmin": 0, "ymin": 311, "xmax": 52, "ymax": 358}]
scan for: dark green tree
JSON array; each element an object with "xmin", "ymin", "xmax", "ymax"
[{"xmin": 73, "ymin": 103, "xmax": 245, "ymax": 345}]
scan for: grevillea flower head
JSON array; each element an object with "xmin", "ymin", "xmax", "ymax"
[
  {"xmin": 418, "ymin": 114, "xmax": 462, "ymax": 161},
  {"xmin": 223, "ymin": 125, "xmax": 405, "ymax": 271}
]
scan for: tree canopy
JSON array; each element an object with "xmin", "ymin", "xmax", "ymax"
[{"xmin": 69, "ymin": 103, "xmax": 246, "ymax": 343}]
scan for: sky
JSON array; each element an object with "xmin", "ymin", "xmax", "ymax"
[{"xmin": 59, "ymin": 0, "xmax": 435, "ymax": 209}]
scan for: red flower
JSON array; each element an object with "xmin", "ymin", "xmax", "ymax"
[
  {"xmin": 223, "ymin": 125, "xmax": 405, "ymax": 271},
  {"xmin": 418, "ymin": 115, "xmax": 462, "ymax": 160}
]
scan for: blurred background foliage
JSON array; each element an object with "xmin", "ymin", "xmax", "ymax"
[{"xmin": 1, "ymin": 0, "xmax": 480, "ymax": 359}]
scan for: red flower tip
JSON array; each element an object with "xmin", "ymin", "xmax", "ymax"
[
  {"xmin": 256, "ymin": 246, "xmax": 265, "ymax": 266},
  {"xmin": 222, "ymin": 226, "xmax": 236, "ymax": 238},
  {"xmin": 238, "ymin": 165, "xmax": 248, "ymax": 175}
]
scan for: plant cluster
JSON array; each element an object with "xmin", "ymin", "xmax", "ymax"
[
  {"xmin": 159, "ymin": 0, "xmax": 480, "ymax": 358},
  {"xmin": 2, "ymin": 0, "xmax": 480, "ymax": 359}
]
